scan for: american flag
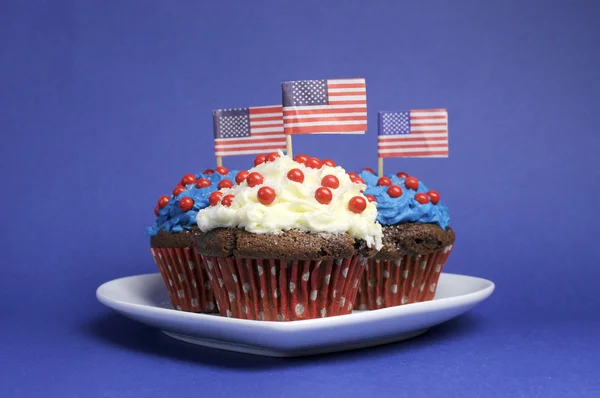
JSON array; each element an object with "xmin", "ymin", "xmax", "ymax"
[
  {"xmin": 377, "ymin": 109, "xmax": 448, "ymax": 158},
  {"xmin": 213, "ymin": 105, "xmax": 286, "ymax": 157},
  {"xmin": 282, "ymin": 78, "xmax": 367, "ymax": 134}
]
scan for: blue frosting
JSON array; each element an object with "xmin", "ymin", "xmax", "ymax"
[
  {"xmin": 359, "ymin": 170, "xmax": 450, "ymax": 229},
  {"xmin": 146, "ymin": 170, "xmax": 238, "ymax": 236}
]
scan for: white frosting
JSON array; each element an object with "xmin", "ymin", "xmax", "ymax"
[{"xmin": 196, "ymin": 153, "xmax": 383, "ymax": 249}]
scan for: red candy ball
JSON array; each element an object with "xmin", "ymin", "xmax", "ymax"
[
  {"xmin": 287, "ymin": 168, "xmax": 304, "ymax": 183},
  {"xmin": 158, "ymin": 196, "xmax": 170, "ymax": 208},
  {"xmin": 179, "ymin": 197, "xmax": 194, "ymax": 212},
  {"xmin": 267, "ymin": 152, "xmax": 280, "ymax": 162},
  {"xmin": 322, "ymin": 159, "xmax": 336, "ymax": 167},
  {"xmin": 396, "ymin": 172, "xmax": 409, "ymax": 179},
  {"xmin": 415, "ymin": 193, "xmax": 429, "ymax": 204},
  {"xmin": 254, "ymin": 154, "xmax": 267, "ymax": 166},
  {"xmin": 218, "ymin": 179, "xmax": 233, "ymax": 189},
  {"xmin": 352, "ymin": 177, "xmax": 365, "ymax": 185},
  {"xmin": 195, "ymin": 178, "xmax": 211, "ymax": 188},
  {"xmin": 427, "ymin": 190, "xmax": 440, "ymax": 205},
  {"xmin": 209, "ymin": 192, "xmax": 223, "ymax": 206},
  {"xmin": 387, "ymin": 185, "xmax": 403, "ymax": 198},
  {"xmin": 377, "ymin": 177, "xmax": 392, "ymax": 187},
  {"xmin": 315, "ymin": 187, "xmax": 333, "ymax": 204},
  {"xmin": 221, "ymin": 194, "xmax": 235, "ymax": 207},
  {"xmin": 257, "ymin": 186, "xmax": 276, "ymax": 205},
  {"xmin": 404, "ymin": 177, "xmax": 419, "ymax": 190},
  {"xmin": 246, "ymin": 172, "xmax": 264, "ymax": 188},
  {"xmin": 363, "ymin": 168, "xmax": 375, "ymax": 174},
  {"xmin": 365, "ymin": 194, "xmax": 377, "ymax": 203},
  {"xmin": 235, "ymin": 170, "xmax": 250, "ymax": 185},
  {"xmin": 181, "ymin": 173, "xmax": 196, "ymax": 186},
  {"xmin": 348, "ymin": 196, "xmax": 367, "ymax": 214},
  {"xmin": 154, "ymin": 205, "xmax": 160, "ymax": 216},
  {"xmin": 347, "ymin": 172, "xmax": 359, "ymax": 179},
  {"xmin": 173, "ymin": 186, "xmax": 186, "ymax": 196},
  {"xmin": 305, "ymin": 157, "xmax": 322, "ymax": 169},
  {"xmin": 321, "ymin": 175, "xmax": 340, "ymax": 189},
  {"xmin": 294, "ymin": 154, "xmax": 309, "ymax": 164},
  {"xmin": 204, "ymin": 169, "xmax": 215, "ymax": 175},
  {"xmin": 215, "ymin": 166, "xmax": 229, "ymax": 175}
]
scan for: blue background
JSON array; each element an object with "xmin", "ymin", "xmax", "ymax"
[{"xmin": 1, "ymin": 0, "xmax": 599, "ymax": 396}]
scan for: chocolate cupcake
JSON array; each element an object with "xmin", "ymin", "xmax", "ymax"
[
  {"xmin": 355, "ymin": 170, "xmax": 455, "ymax": 310},
  {"xmin": 147, "ymin": 166, "xmax": 237, "ymax": 313},
  {"xmin": 195, "ymin": 153, "xmax": 382, "ymax": 321}
]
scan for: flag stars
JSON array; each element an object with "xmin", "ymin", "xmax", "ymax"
[{"xmin": 382, "ymin": 112, "xmax": 409, "ymax": 135}]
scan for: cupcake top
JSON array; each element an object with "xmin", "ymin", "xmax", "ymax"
[
  {"xmin": 196, "ymin": 153, "xmax": 383, "ymax": 250},
  {"xmin": 147, "ymin": 167, "xmax": 238, "ymax": 236},
  {"xmin": 359, "ymin": 170, "xmax": 450, "ymax": 230}
]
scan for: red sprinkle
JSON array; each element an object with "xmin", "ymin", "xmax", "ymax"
[
  {"xmin": 195, "ymin": 178, "xmax": 211, "ymax": 188},
  {"xmin": 427, "ymin": 190, "xmax": 440, "ymax": 205},
  {"xmin": 415, "ymin": 193, "xmax": 430, "ymax": 204},
  {"xmin": 172, "ymin": 186, "xmax": 186, "ymax": 196},
  {"xmin": 305, "ymin": 157, "xmax": 322, "ymax": 169},
  {"xmin": 235, "ymin": 170, "xmax": 250, "ymax": 185},
  {"xmin": 294, "ymin": 154, "xmax": 309, "ymax": 164},
  {"xmin": 218, "ymin": 179, "xmax": 233, "ymax": 189},
  {"xmin": 221, "ymin": 194, "xmax": 235, "ymax": 207},
  {"xmin": 321, "ymin": 175, "xmax": 340, "ymax": 189},
  {"xmin": 315, "ymin": 187, "xmax": 333, "ymax": 204},
  {"xmin": 215, "ymin": 166, "xmax": 229, "ymax": 175},
  {"xmin": 158, "ymin": 196, "xmax": 170, "ymax": 208},
  {"xmin": 209, "ymin": 192, "xmax": 223, "ymax": 206},
  {"xmin": 404, "ymin": 177, "xmax": 419, "ymax": 190},
  {"xmin": 179, "ymin": 197, "xmax": 194, "ymax": 212},
  {"xmin": 181, "ymin": 174, "xmax": 196, "ymax": 186},
  {"xmin": 377, "ymin": 177, "xmax": 392, "ymax": 187},
  {"xmin": 322, "ymin": 159, "xmax": 336, "ymax": 167},
  {"xmin": 257, "ymin": 186, "xmax": 276, "ymax": 205},
  {"xmin": 287, "ymin": 168, "xmax": 304, "ymax": 183},
  {"xmin": 348, "ymin": 196, "xmax": 367, "ymax": 213},
  {"xmin": 387, "ymin": 185, "xmax": 403, "ymax": 198},
  {"xmin": 365, "ymin": 194, "xmax": 377, "ymax": 203},
  {"xmin": 246, "ymin": 172, "xmax": 264, "ymax": 188},
  {"xmin": 254, "ymin": 154, "xmax": 267, "ymax": 166}
]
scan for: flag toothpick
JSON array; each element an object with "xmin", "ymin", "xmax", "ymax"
[
  {"xmin": 286, "ymin": 135, "xmax": 293, "ymax": 159},
  {"xmin": 216, "ymin": 156, "xmax": 223, "ymax": 167}
]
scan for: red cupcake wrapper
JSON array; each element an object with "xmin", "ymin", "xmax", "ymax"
[
  {"xmin": 200, "ymin": 256, "xmax": 367, "ymax": 321},
  {"xmin": 150, "ymin": 247, "xmax": 217, "ymax": 313},
  {"xmin": 356, "ymin": 244, "xmax": 454, "ymax": 310}
]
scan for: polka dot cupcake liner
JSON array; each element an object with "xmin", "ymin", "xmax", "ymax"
[
  {"xmin": 200, "ymin": 256, "xmax": 367, "ymax": 321},
  {"xmin": 150, "ymin": 247, "xmax": 217, "ymax": 313},
  {"xmin": 355, "ymin": 244, "xmax": 454, "ymax": 310}
]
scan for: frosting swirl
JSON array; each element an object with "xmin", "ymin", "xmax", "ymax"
[
  {"xmin": 196, "ymin": 155, "xmax": 383, "ymax": 249},
  {"xmin": 147, "ymin": 170, "xmax": 237, "ymax": 236},
  {"xmin": 360, "ymin": 170, "xmax": 450, "ymax": 229}
]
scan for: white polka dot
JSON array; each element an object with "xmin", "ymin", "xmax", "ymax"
[
  {"xmin": 402, "ymin": 270, "xmax": 409, "ymax": 279},
  {"xmin": 295, "ymin": 303, "xmax": 305, "ymax": 315},
  {"xmin": 347, "ymin": 302, "xmax": 353, "ymax": 311},
  {"xmin": 364, "ymin": 263, "xmax": 369, "ymax": 271},
  {"xmin": 359, "ymin": 257, "xmax": 367, "ymax": 266},
  {"xmin": 188, "ymin": 261, "xmax": 195, "ymax": 270},
  {"xmin": 368, "ymin": 279, "xmax": 376, "ymax": 287},
  {"xmin": 335, "ymin": 259, "xmax": 343, "ymax": 266},
  {"xmin": 226, "ymin": 309, "xmax": 232, "ymax": 317},
  {"xmin": 401, "ymin": 296, "xmax": 409, "ymax": 304},
  {"xmin": 207, "ymin": 261, "xmax": 213, "ymax": 269},
  {"xmin": 191, "ymin": 298, "xmax": 198, "ymax": 307},
  {"xmin": 218, "ymin": 278, "xmax": 224, "ymax": 287},
  {"xmin": 310, "ymin": 290, "xmax": 318, "ymax": 300},
  {"xmin": 208, "ymin": 274, "xmax": 213, "ymax": 280},
  {"xmin": 420, "ymin": 261, "xmax": 427, "ymax": 270},
  {"xmin": 430, "ymin": 283, "xmax": 436, "ymax": 292},
  {"xmin": 167, "ymin": 265, "xmax": 172, "ymax": 272},
  {"xmin": 383, "ymin": 270, "xmax": 390, "ymax": 279},
  {"xmin": 376, "ymin": 297, "xmax": 384, "ymax": 305},
  {"xmin": 168, "ymin": 279, "xmax": 173, "ymax": 286},
  {"xmin": 320, "ymin": 308, "xmax": 327, "ymax": 318},
  {"xmin": 218, "ymin": 263, "xmax": 222, "ymax": 269},
  {"xmin": 258, "ymin": 311, "xmax": 264, "ymax": 321},
  {"xmin": 228, "ymin": 292, "xmax": 236, "ymax": 302},
  {"xmin": 315, "ymin": 260, "xmax": 322, "ymax": 268},
  {"xmin": 260, "ymin": 289, "xmax": 265, "ymax": 298},
  {"xmin": 394, "ymin": 259, "xmax": 402, "ymax": 267},
  {"xmin": 391, "ymin": 284, "xmax": 398, "ymax": 293},
  {"xmin": 353, "ymin": 279, "xmax": 359, "ymax": 288},
  {"xmin": 242, "ymin": 305, "xmax": 248, "ymax": 314},
  {"xmin": 420, "ymin": 283, "xmax": 425, "ymax": 291},
  {"xmin": 375, "ymin": 259, "xmax": 380, "ymax": 265},
  {"xmin": 207, "ymin": 301, "xmax": 215, "ymax": 310},
  {"xmin": 242, "ymin": 283, "xmax": 251, "ymax": 293},
  {"xmin": 158, "ymin": 253, "xmax": 163, "ymax": 259},
  {"xmin": 342, "ymin": 268, "xmax": 349, "ymax": 277},
  {"xmin": 273, "ymin": 290, "xmax": 278, "ymax": 298},
  {"xmin": 358, "ymin": 304, "xmax": 368, "ymax": 310},
  {"xmin": 232, "ymin": 274, "xmax": 238, "ymax": 283},
  {"xmin": 271, "ymin": 266, "xmax": 277, "ymax": 275},
  {"xmin": 178, "ymin": 274, "xmax": 186, "ymax": 282},
  {"xmin": 340, "ymin": 297, "xmax": 346, "ymax": 307},
  {"xmin": 333, "ymin": 289, "xmax": 338, "ymax": 298},
  {"xmin": 412, "ymin": 280, "xmax": 417, "ymax": 288},
  {"xmin": 325, "ymin": 275, "xmax": 331, "ymax": 284},
  {"xmin": 277, "ymin": 313, "xmax": 285, "ymax": 321},
  {"xmin": 177, "ymin": 290, "xmax": 185, "ymax": 298},
  {"xmin": 191, "ymin": 280, "xmax": 197, "ymax": 288},
  {"xmin": 302, "ymin": 272, "xmax": 310, "ymax": 281},
  {"xmin": 435, "ymin": 264, "xmax": 442, "ymax": 273},
  {"xmin": 289, "ymin": 282, "xmax": 296, "ymax": 293},
  {"xmin": 176, "ymin": 305, "xmax": 182, "ymax": 310},
  {"xmin": 257, "ymin": 265, "xmax": 264, "ymax": 275}
]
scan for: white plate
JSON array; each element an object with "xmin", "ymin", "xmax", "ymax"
[{"xmin": 96, "ymin": 272, "xmax": 494, "ymax": 357}]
